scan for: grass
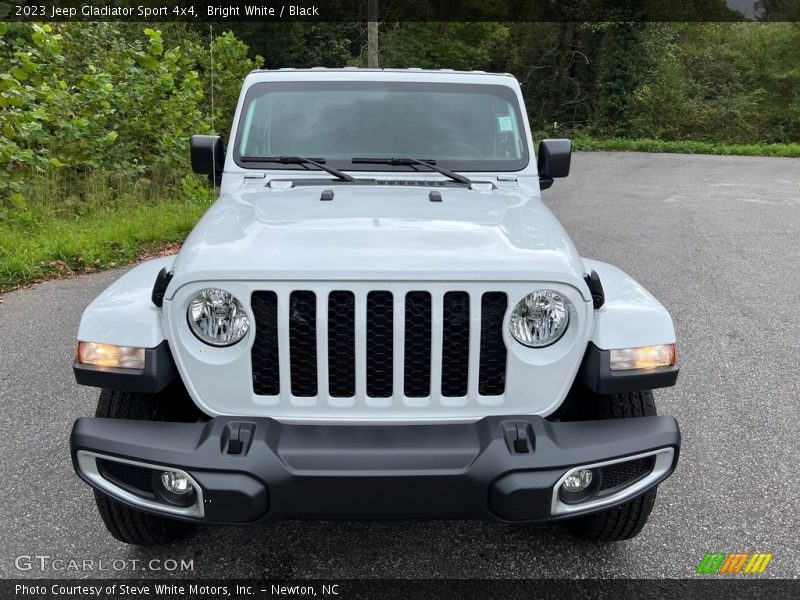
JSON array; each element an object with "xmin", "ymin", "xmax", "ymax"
[
  {"xmin": 0, "ymin": 170, "xmax": 212, "ymax": 293},
  {"xmin": 571, "ymin": 136, "xmax": 800, "ymax": 157}
]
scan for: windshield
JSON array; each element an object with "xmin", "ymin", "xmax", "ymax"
[{"xmin": 234, "ymin": 81, "xmax": 529, "ymax": 172}]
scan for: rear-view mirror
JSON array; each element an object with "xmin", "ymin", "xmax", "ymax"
[
  {"xmin": 190, "ymin": 134, "xmax": 224, "ymax": 185},
  {"xmin": 538, "ymin": 139, "xmax": 572, "ymax": 190}
]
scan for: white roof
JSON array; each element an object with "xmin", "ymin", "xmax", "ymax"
[{"xmin": 243, "ymin": 68, "xmax": 518, "ymax": 86}]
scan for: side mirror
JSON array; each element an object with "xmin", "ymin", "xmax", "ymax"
[
  {"xmin": 537, "ymin": 139, "xmax": 572, "ymax": 190},
  {"xmin": 190, "ymin": 135, "xmax": 224, "ymax": 185}
]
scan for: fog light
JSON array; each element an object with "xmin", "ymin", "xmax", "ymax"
[
  {"xmin": 562, "ymin": 469, "xmax": 593, "ymax": 493},
  {"xmin": 160, "ymin": 471, "xmax": 193, "ymax": 495}
]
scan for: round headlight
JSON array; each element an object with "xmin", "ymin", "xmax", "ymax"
[
  {"xmin": 509, "ymin": 290, "xmax": 570, "ymax": 347},
  {"xmin": 187, "ymin": 288, "xmax": 250, "ymax": 347}
]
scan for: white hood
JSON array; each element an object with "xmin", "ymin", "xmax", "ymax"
[{"xmin": 168, "ymin": 183, "xmax": 590, "ymax": 299}]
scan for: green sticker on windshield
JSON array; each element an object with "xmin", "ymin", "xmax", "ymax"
[{"xmin": 497, "ymin": 115, "xmax": 513, "ymax": 132}]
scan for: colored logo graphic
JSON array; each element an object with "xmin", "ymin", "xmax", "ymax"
[{"xmin": 696, "ymin": 552, "xmax": 773, "ymax": 574}]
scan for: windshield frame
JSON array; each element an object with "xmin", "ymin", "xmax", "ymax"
[{"xmin": 232, "ymin": 81, "xmax": 530, "ymax": 173}]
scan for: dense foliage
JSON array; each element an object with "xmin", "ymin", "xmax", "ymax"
[
  {"xmin": 500, "ymin": 22, "xmax": 800, "ymax": 141},
  {"xmin": 0, "ymin": 22, "xmax": 259, "ymax": 203}
]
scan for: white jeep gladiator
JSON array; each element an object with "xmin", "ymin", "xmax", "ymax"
[{"xmin": 70, "ymin": 69, "xmax": 680, "ymax": 546}]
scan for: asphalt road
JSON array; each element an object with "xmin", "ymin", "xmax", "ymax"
[{"xmin": 1, "ymin": 152, "xmax": 798, "ymax": 580}]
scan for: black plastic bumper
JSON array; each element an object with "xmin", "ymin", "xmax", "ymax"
[{"xmin": 71, "ymin": 415, "xmax": 680, "ymax": 524}]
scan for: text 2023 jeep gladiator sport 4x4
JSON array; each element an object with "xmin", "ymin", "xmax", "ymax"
[{"xmin": 70, "ymin": 69, "xmax": 680, "ymax": 546}]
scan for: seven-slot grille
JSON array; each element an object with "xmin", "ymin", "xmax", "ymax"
[{"xmin": 251, "ymin": 289, "xmax": 507, "ymax": 401}]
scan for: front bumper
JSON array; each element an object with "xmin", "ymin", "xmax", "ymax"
[{"xmin": 71, "ymin": 415, "xmax": 680, "ymax": 524}]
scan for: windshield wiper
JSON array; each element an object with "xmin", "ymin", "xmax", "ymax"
[
  {"xmin": 351, "ymin": 157, "xmax": 472, "ymax": 185},
  {"xmin": 240, "ymin": 156, "xmax": 355, "ymax": 182}
]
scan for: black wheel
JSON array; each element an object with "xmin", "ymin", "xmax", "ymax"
[
  {"xmin": 561, "ymin": 390, "xmax": 659, "ymax": 542},
  {"xmin": 91, "ymin": 384, "xmax": 199, "ymax": 546}
]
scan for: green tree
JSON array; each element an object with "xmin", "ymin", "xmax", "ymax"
[
  {"xmin": 377, "ymin": 22, "xmax": 508, "ymax": 70},
  {"xmin": 223, "ymin": 23, "xmax": 359, "ymax": 68},
  {"xmin": 0, "ymin": 23, "xmax": 260, "ymax": 201}
]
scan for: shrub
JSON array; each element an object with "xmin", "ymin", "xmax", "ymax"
[{"xmin": 0, "ymin": 23, "xmax": 261, "ymax": 203}]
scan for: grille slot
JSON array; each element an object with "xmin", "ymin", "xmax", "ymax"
[
  {"xmin": 328, "ymin": 291, "xmax": 356, "ymax": 398},
  {"xmin": 251, "ymin": 291, "xmax": 280, "ymax": 396},
  {"xmin": 404, "ymin": 291, "xmax": 432, "ymax": 398},
  {"xmin": 289, "ymin": 291, "xmax": 318, "ymax": 397},
  {"xmin": 600, "ymin": 456, "xmax": 655, "ymax": 491},
  {"xmin": 366, "ymin": 291, "xmax": 394, "ymax": 398},
  {"xmin": 441, "ymin": 292, "xmax": 470, "ymax": 397},
  {"xmin": 478, "ymin": 292, "xmax": 508, "ymax": 395}
]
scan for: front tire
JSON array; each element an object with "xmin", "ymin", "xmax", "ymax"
[
  {"xmin": 561, "ymin": 390, "xmax": 659, "ymax": 542},
  {"xmin": 92, "ymin": 386, "xmax": 198, "ymax": 546},
  {"xmin": 93, "ymin": 489, "xmax": 194, "ymax": 546}
]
